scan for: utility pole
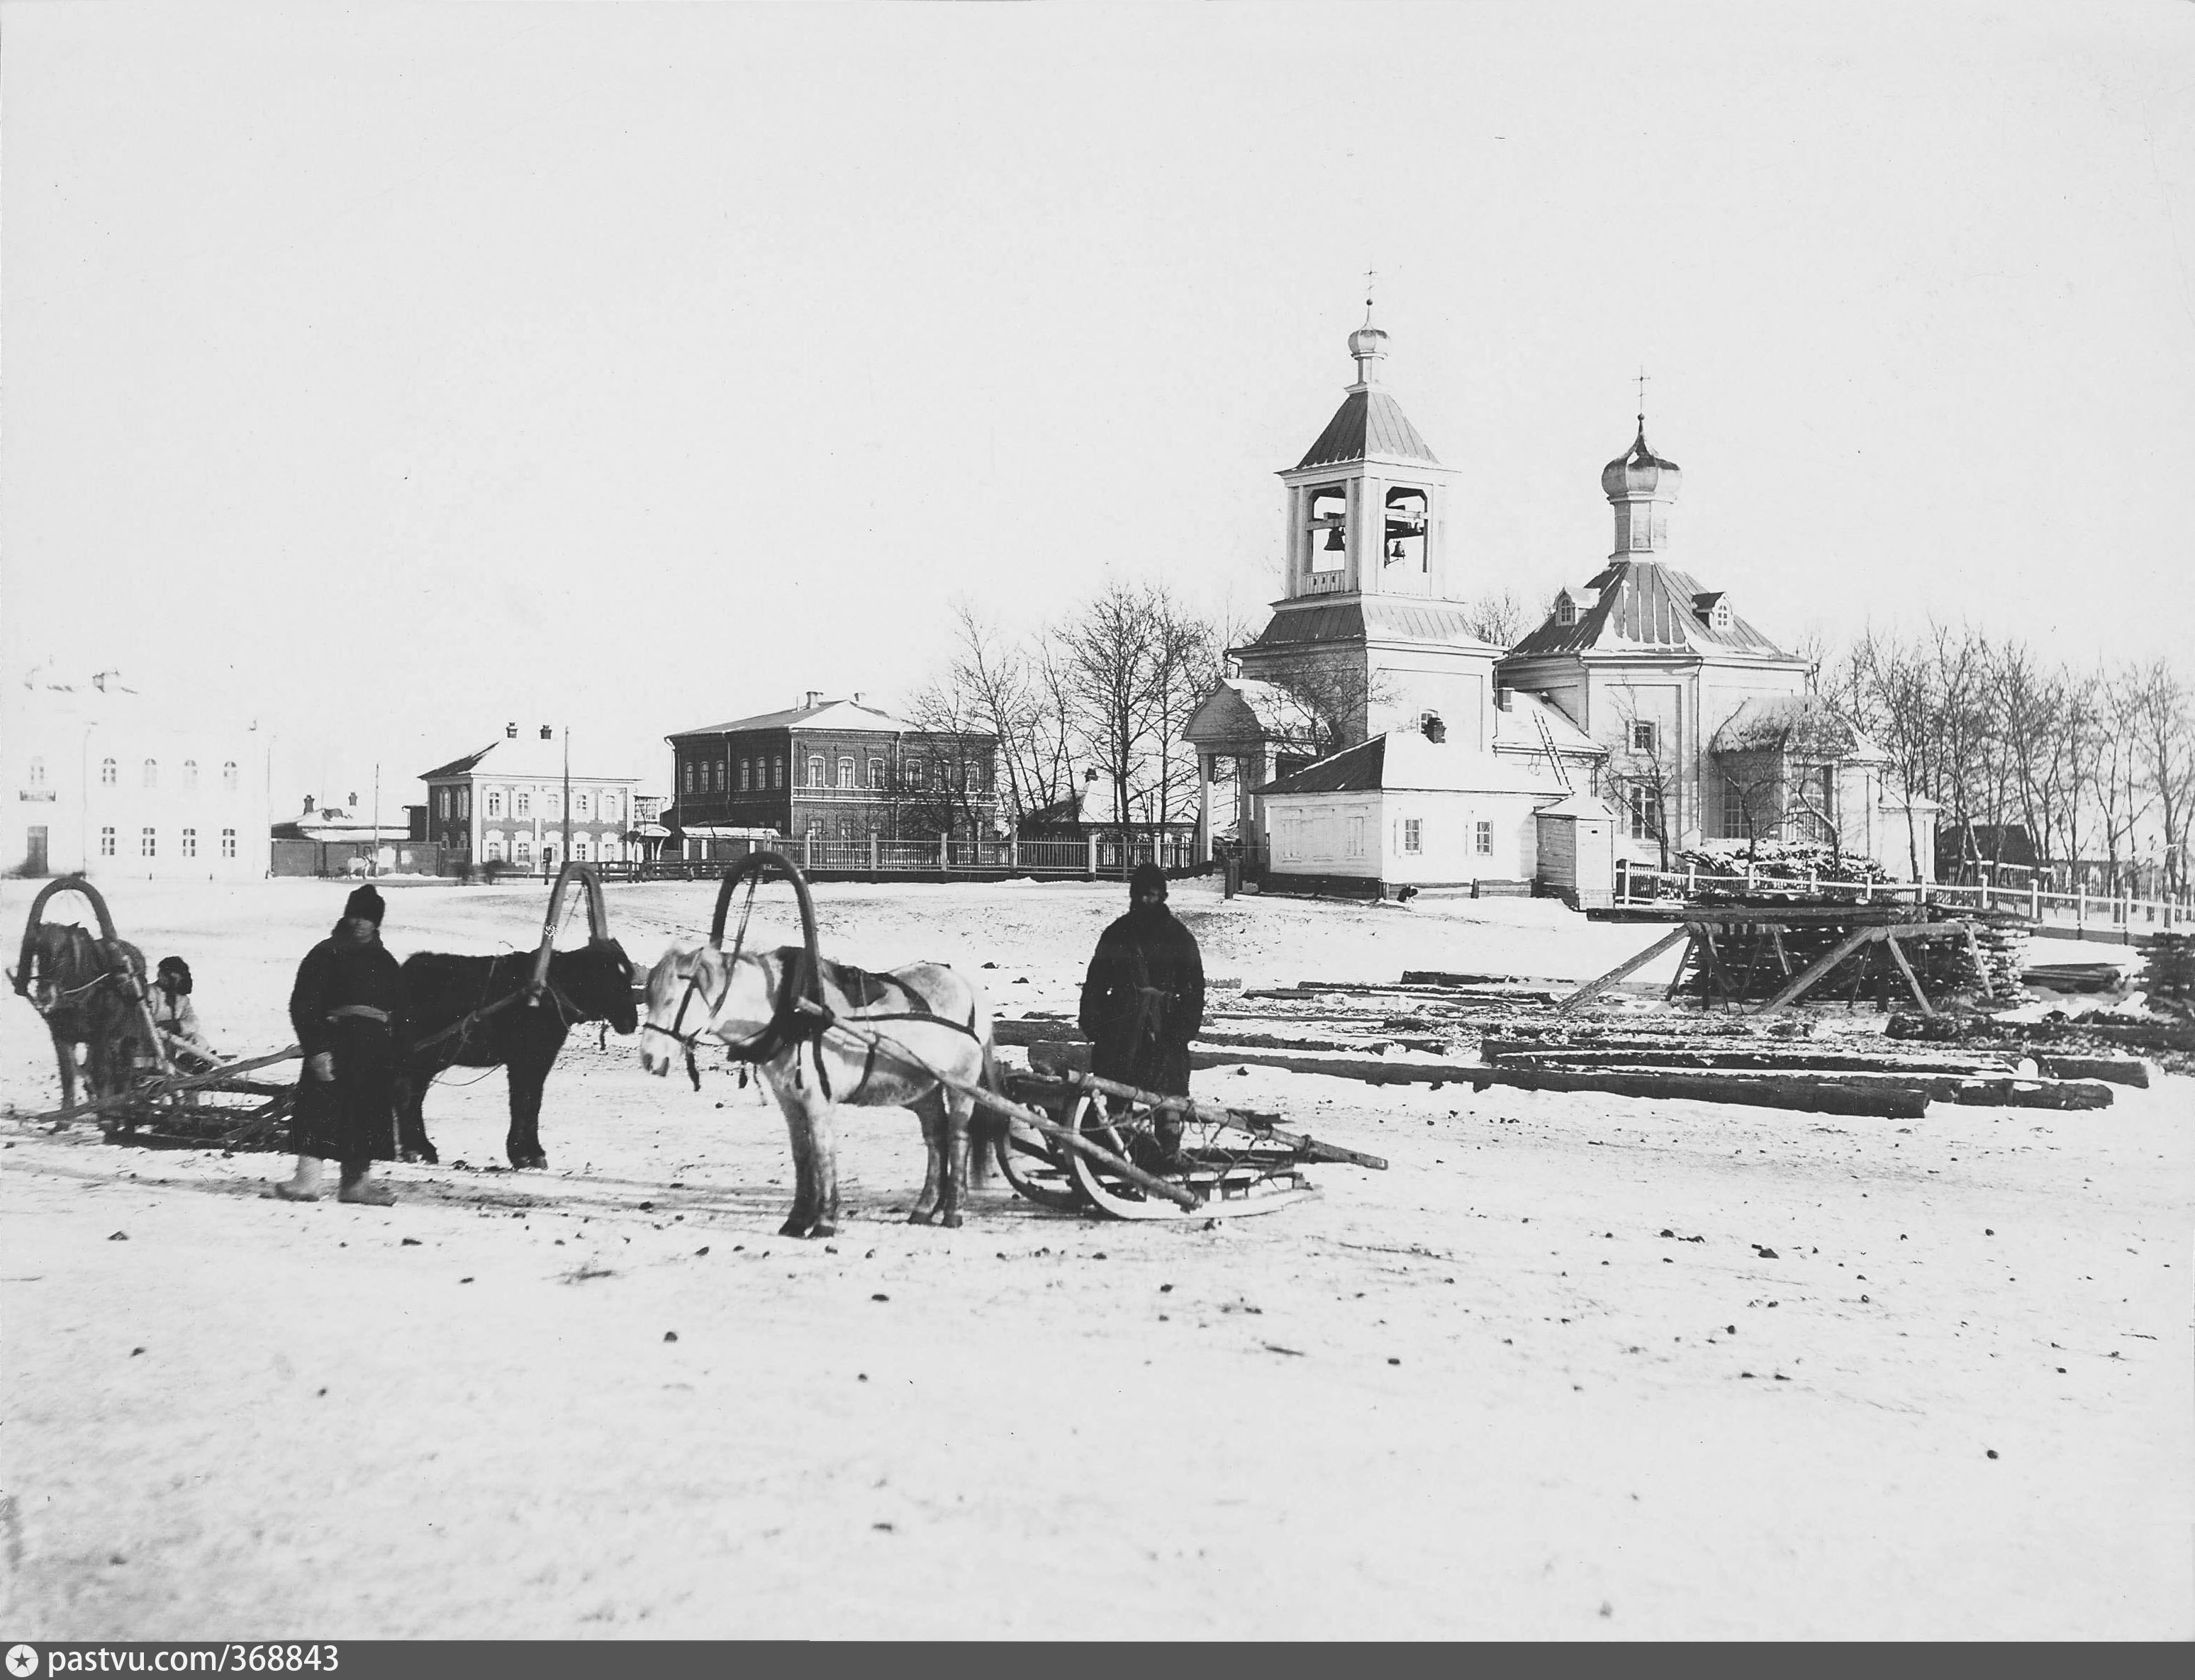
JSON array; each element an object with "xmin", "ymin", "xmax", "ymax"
[
  {"xmin": 372, "ymin": 763, "xmax": 380, "ymax": 876},
  {"xmin": 562, "ymin": 727, "xmax": 571, "ymax": 871}
]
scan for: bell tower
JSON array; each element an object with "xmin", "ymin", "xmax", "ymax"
[{"xmin": 1274, "ymin": 309, "xmax": 1460, "ymax": 601}]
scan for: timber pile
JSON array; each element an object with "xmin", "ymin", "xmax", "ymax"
[
  {"xmin": 1960, "ymin": 916, "xmax": 2033, "ymax": 1006},
  {"xmin": 2140, "ymin": 933, "xmax": 2195, "ymax": 1003},
  {"xmin": 1889, "ymin": 1008, "xmax": 2185, "ymax": 1064}
]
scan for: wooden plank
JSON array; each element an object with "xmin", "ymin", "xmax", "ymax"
[
  {"xmin": 18, "ymin": 1046, "xmax": 304, "ymax": 1126},
  {"xmin": 1755, "ymin": 925, "xmax": 1882, "ymax": 1014},
  {"xmin": 1880, "ymin": 930, "xmax": 1936, "ymax": 1017},
  {"xmin": 1464, "ymin": 1063, "xmax": 1929, "ymax": 1120},
  {"xmin": 1560, "ymin": 927, "xmax": 1693, "ymax": 1012}
]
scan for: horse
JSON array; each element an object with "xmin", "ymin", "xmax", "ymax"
[
  {"xmin": 11, "ymin": 922, "xmax": 152, "ymax": 1108},
  {"xmin": 638, "ymin": 943, "xmax": 1003, "ymax": 1237},
  {"xmin": 395, "ymin": 939, "xmax": 638, "ymax": 1170}
]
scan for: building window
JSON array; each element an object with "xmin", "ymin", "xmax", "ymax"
[
  {"xmin": 140, "ymin": 827, "xmax": 157, "ymax": 857},
  {"xmin": 1791, "ymin": 764, "xmax": 1836, "ymax": 845},
  {"xmin": 437, "ymin": 788, "xmax": 451, "ymax": 818},
  {"xmin": 575, "ymin": 793, "xmax": 588, "ymax": 818},
  {"xmin": 184, "ymin": 760, "xmax": 199, "ymax": 790},
  {"xmin": 515, "ymin": 839, "xmax": 532, "ymax": 863},
  {"xmin": 547, "ymin": 791, "xmax": 562, "ymax": 819},
  {"xmin": 457, "ymin": 789, "xmax": 469, "ymax": 819},
  {"xmin": 683, "ymin": 763, "xmax": 696, "ymax": 794},
  {"xmin": 223, "ymin": 761, "xmax": 239, "ymax": 791},
  {"xmin": 1630, "ymin": 720, "xmax": 1659, "ymax": 755},
  {"xmin": 1555, "ymin": 593, "xmax": 1576, "ymax": 627},
  {"xmin": 487, "ymin": 791, "xmax": 503, "ymax": 818},
  {"xmin": 773, "ymin": 755, "xmax": 785, "ymax": 789},
  {"xmin": 485, "ymin": 836, "xmax": 504, "ymax": 861},
  {"xmin": 573, "ymin": 837, "xmax": 590, "ymax": 861},
  {"xmin": 838, "ymin": 757, "xmax": 856, "ymax": 790},
  {"xmin": 739, "ymin": 759, "xmax": 751, "ymax": 792},
  {"xmin": 869, "ymin": 758, "xmax": 885, "ymax": 790},
  {"xmin": 181, "ymin": 829, "xmax": 197, "ymax": 858},
  {"xmin": 27, "ymin": 756, "xmax": 44, "ymax": 788},
  {"xmin": 1475, "ymin": 820, "xmax": 1493, "ymax": 856},
  {"xmin": 1402, "ymin": 817, "xmax": 1422, "ymax": 855},
  {"xmin": 100, "ymin": 827, "xmax": 116, "ymax": 857},
  {"xmin": 143, "ymin": 759, "xmax": 159, "ymax": 789},
  {"xmin": 516, "ymin": 792, "xmax": 530, "ymax": 817},
  {"xmin": 1722, "ymin": 777, "xmax": 1748, "ymax": 839},
  {"xmin": 602, "ymin": 792, "xmax": 618, "ymax": 822},
  {"xmin": 101, "ymin": 758, "xmax": 117, "ymax": 785},
  {"xmin": 808, "ymin": 755, "xmax": 825, "ymax": 788},
  {"xmin": 221, "ymin": 829, "xmax": 236, "ymax": 858},
  {"xmin": 1626, "ymin": 783, "xmax": 1660, "ymax": 841}
]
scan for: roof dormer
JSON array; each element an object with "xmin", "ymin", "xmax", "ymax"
[
  {"xmin": 1692, "ymin": 590, "xmax": 1733, "ymax": 632},
  {"xmin": 1554, "ymin": 590, "xmax": 1577, "ymax": 628}
]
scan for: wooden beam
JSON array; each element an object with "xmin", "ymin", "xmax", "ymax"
[
  {"xmin": 1880, "ymin": 929, "xmax": 1936, "ymax": 1017},
  {"xmin": 1560, "ymin": 927, "xmax": 1692, "ymax": 1012},
  {"xmin": 1755, "ymin": 925, "xmax": 1882, "ymax": 1014}
]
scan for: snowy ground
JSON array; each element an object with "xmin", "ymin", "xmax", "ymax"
[{"xmin": 2, "ymin": 873, "xmax": 2187, "ymax": 1639}]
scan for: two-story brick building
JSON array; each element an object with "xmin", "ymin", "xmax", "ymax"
[
  {"xmin": 418, "ymin": 725, "xmax": 639, "ymax": 871},
  {"xmin": 664, "ymin": 692, "xmax": 998, "ymax": 859}
]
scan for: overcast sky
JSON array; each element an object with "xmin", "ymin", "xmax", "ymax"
[{"xmin": 6, "ymin": 1, "xmax": 2192, "ymax": 814}]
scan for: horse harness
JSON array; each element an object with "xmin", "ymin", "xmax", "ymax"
[{"xmin": 647, "ymin": 948, "xmax": 983, "ymax": 1104}]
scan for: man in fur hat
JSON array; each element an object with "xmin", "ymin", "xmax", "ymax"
[
  {"xmin": 275, "ymin": 883, "xmax": 408, "ymax": 1205},
  {"xmin": 1078, "ymin": 862, "xmax": 1205, "ymax": 1164}
]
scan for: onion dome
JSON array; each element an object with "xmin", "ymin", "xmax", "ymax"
[{"xmin": 1601, "ymin": 420, "xmax": 1682, "ymax": 500}]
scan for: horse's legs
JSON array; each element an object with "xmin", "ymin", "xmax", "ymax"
[
  {"xmin": 49, "ymin": 1026, "xmax": 77, "ymax": 1112},
  {"xmin": 806, "ymin": 1092, "xmax": 839, "ymax": 1239},
  {"xmin": 769, "ymin": 1073, "xmax": 821, "ymax": 1237},
  {"xmin": 394, "ymin": 1068, "xmax": 439, "ymax": 1165},
  {"xmin": 506, "ymin": 1057, "xmax": 549, "ymax": 1170},
  {"xmin": 934, "ymin": 1087, "xmax": 978, "ymax": 1230},
  {"xmin": 908, "ymin": 1090, "xmax": 947, "ymax": 1225}
]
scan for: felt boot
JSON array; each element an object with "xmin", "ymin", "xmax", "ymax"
[
  {"xmin": 273, "ymin": 1155, "xmax": 325, "ymax": 1202},
  {"xmin": 337, "ymin": 1161, "xmax": 396, "ymax": 1206}
]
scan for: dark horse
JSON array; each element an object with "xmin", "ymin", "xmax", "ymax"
[
  {"xmin": 13, "ymin": 922, "xmax": 152, "ymax": 1109},
  {"xmin": 395, "ymin": 939, "xmax": 638, "ymax": 1170}
]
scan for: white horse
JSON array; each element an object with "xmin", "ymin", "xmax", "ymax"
[{"xmin": 639, "ymin": 943, "xmax": 1002, "ymax": 1237}]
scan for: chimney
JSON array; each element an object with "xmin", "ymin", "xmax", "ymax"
[
  {"xmin": 851, "ymin": 691, "xmax": 866, "ymax": 706},
  {"xmin": 540, "ymin": 725, "xmax": 552, "ymax": 740},
  {"xmin": 1496, "ymin": 689, "xmax": 1514, "ymax": 712},
  {"xmin": 506, "ymin": 722, "xmax": 518, "ymax": 739},
  {"xmin": 348, "ymin": 792, "xmax": 358, "ymax": 807},
  {"xmin": 803, "ymin": 690, "xmax": 824, "ymax": 709},
  {"xmin": 303, "ymin": 795, "xmax": 315, "ymax": 814}
]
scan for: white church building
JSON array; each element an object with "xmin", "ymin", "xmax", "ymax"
[{"xmin": 1184, "ymin": 316, "xmax": 1934, "ymax": 899}]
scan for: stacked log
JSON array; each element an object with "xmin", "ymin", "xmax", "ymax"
[
  {"xmin": 1957, "ymin": 915, "xmax": 2033, "ymax": 1007},
  {"xmin": 2140, "ymin": 932, "xmax": 2195, "ymax": 1003}
]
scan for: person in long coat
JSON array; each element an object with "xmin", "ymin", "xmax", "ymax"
[
  {"xmin": 275, "ymin": 883, "xmax": 408, "ymax": 1205},
  {"xmin": 1078, "ymin": 862, "xmax": 1205, "ymax": 1160}
]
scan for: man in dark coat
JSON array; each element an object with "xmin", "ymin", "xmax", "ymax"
[
  {"xmin": 1079, "ymin": 863, "xmax": 1205, "ymax": 1163},
  {"xmin": 275, "ymin": 883, "xmax": 408, "ymax": 1205}
]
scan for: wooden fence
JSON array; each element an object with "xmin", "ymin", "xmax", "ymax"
[{"xmin": 576, "ymin": 831, "xmax": 1200, "ymax": 884}]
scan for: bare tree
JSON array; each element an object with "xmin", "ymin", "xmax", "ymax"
[
  {"xmin": 2126, "ymin": 659, "xmax": 2194, "ymax": 898},
  {"xmin": 1458, "ymin": 588, "xmax": 1542, "ymax": 647},
  {"xmin": 1252, "ymin": 656, "xmax": 1390, "ymax": 764},
  {"xmin": 1056, "ymin": 579, "xmax": 1224, "ymax": 831}
]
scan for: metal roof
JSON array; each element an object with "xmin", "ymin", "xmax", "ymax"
[
  {"xmin": 666, "ymin": 698, "xmax": 919, "ymax": 739},
  {"xmin": 1294, "ymin": 390, "xmax": 1441, "ymax": 471},
  {"xmin": 1245, "ymin": 597, "xmax": 1500, "ymax": 651},
  {"xmin": 1504, "ymin": 560, "xmax": 1794, "ymax": 659},
  {"xmin": 417, "ymin": 738, "xmax": 638, "ymax": 783}
]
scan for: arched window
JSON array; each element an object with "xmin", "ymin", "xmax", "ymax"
[
  {"xmin": 27, "ymin": 757, "xmax": 45, "ymax": 788},
  {"xmin": 223, "ymin": 761, "xmax": 239, "ymax": 791},
  {"xmin": 739, "ymin": 760, "xmax": 751, "ymax": 792},
  {"xmin": 838, "ymin": 757, "xmax": 856, "ymax": 789},
  {"xmin": 807, "ymin": 755, "xmax": 825, "ymax": 788},
  {"xmin": 601, "ymin": 792, "xmax": 618, "ymax": 822},
  {"xmin": 773, "ymin": 755, "xmax": 785, "ymax": 789},
  {"xmin": 437, "ymin": 788, "xmax": 451, "ymax": 818},
  {"xmin": 101, "ymin": 758, "xmax": 117, "ymax": 785},
  {"xmin": 143, "ymin": 759, "xmax": 159, "ymax": 788},
  {"xmin": 684, "ymin": 762, "xmax": 696, "ymax": 794},
  {"xmin": 457, "ymin": 789, "xmax": 469, "ymax": 819},
  {"xmin": 868, "ymin": 758, "xmax": 884, "ymax": 789},
  {"xmin": 484, "ymin": 833, "xmax": 504, "ymax": 861}
]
